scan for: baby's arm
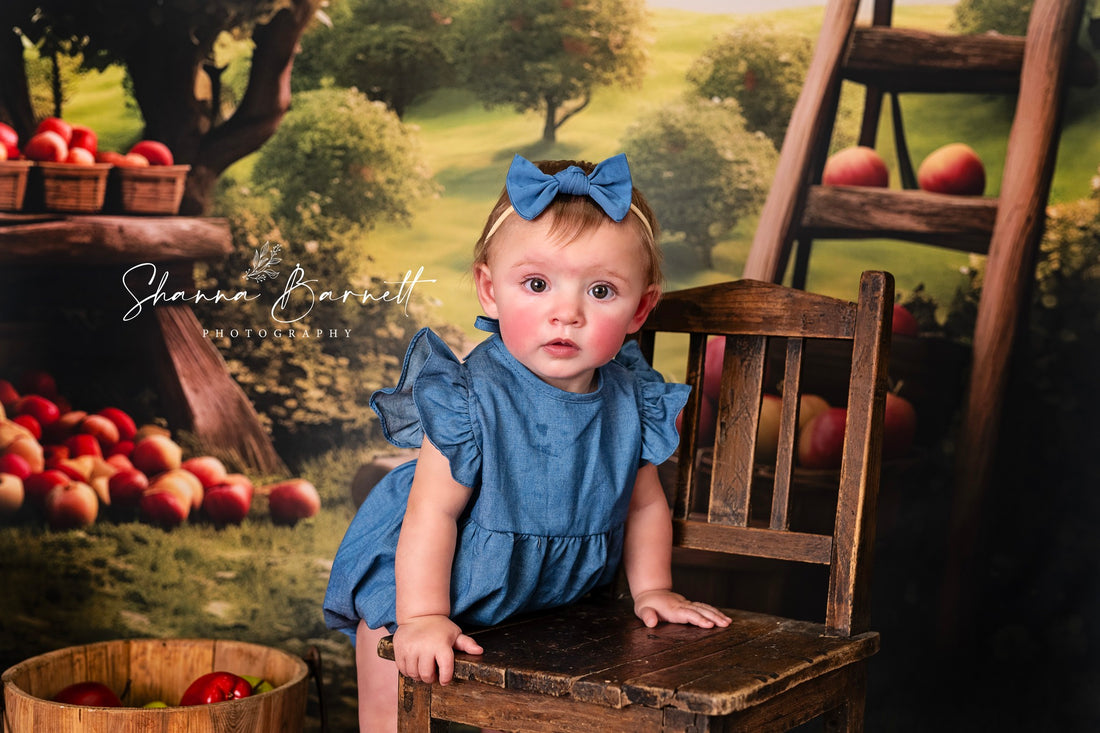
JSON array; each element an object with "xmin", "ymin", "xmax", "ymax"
[
  {"xmin": 392, "ymin": 437, "xmax": 484, "ymax": 685},
  {"xmin": 623, "ymin": 463, "xmax": 732, "ymax": 629}
]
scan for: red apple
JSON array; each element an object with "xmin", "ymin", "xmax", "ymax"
[
  {"xmin": 23, "ymin": 469, "xmax": 70, "ymax": 510},
  {"xmin": 0, "ymin": 379, "xmax": 19, "ymax": 409},
  {"xmin": 0, "ymin": 122, "xmax": 19, "ymax": 159},
  {"xmin": 79, "ymin": 414, "xmax": 120, "ymax": 452},
  {"xmin": 12, "ymin": 414, "xmax": 41, "ymax": 440},
  {"xmin": 44, "ymin": 409, "xmax": 88, "ymax": 444},
  {"xmin": 69, "ymin": 124, "xmax": 98, "ymax": 154},
  {"xmin": 5, "ymin": 436, "xmax": 44, "ymax": 473},
  {"xmin": 203, "ymin": 480, "xmax": 253, "ymax": 525},
  {"xmin": 23, "ymin": 130, "xmax": 68, "ymax": 162},
  {"xmin": 0, "ymin": 472, "xmax": 24, "ymax": 516},
  {"xmin": 109, "ymin": 440, "xmax": 134, "ymax": 459},
  {"xmin": 181, "ymin": 455, "xmax": 228, "ymax": 490},
  {"xmin": 179, "ymin": 671, "xmax": 252, "ymax": 706},
  {"xmin": 140, "ymin": 486, "xmax": 190, "ymax": 527},
  {"xmin": 97, "ymin": 407, "xmax": 137, "ymax": 441},
  {"xmin": 95, "ymin": 150, "xmax": 127, "ymax": 166},
  {"xmin": 797, "ymin": 406, "xmax": 848, "ymax": 470},
  {"xmin": 892, "ymin": 304, "xmax": 919, "ymax": 337},
  {"xmin": 130, "ymin": 434, "xmax": 182, "ymax": 475},
  {"xmin": 52, "ymin": 681, "xmax": 122, "ymax": 707},
  {"xmin": 56, "ymin": 455, "xmax": 96, "ymax": 482},
  {"xmin": 35, "ymin": 117, "xmax": 72, "ymax": 144},
  {"xmin": 19, "ymin": 369, "xmax": 57, "ymax": 399},
  {"xmin": 64, "ymin": 146, "xmax": 96, "ymax": 165},
  {"xmin": 14, "ymin": 394, "xmax": 60, "ymax": 426},
  {"xmin": 128, "ymin": 139, "xmax": 174, "ymax": 166},
  {"xmin": 822, "ymin": 146, "xmax": 889, "ymax": 188},
  {"xmin": 797, "ymin": 394, "xmax": 831, "ymax": 432},
  {"xmin": 223, "ymin": 472, "xmax": 254, "ymax": 490},
  {"xmin": 266, "ymin": 479, "xmax": 321, "ymax": 525},
  {"xmin": 149, "ymin": 468, "xmax": 203, "ymax": 510},
  {"xmin": 0, "ymin": 452, "xmax": 32, "ymax": 480},
  {"xmin": 106, "ymin": 452, "xmax": 134, "ymax": 471},
  {"xmin": 917, "ymin": 142, "xmax": 985, "ymax": 196},
  {"xmin": 108, "ymin": 467, "xmax": 149, "ymax": 506},
  {"xmin": 883, "ymin": 392, "xmax": 917, "ymax": 459},
  {"xmin": 65, "ymin": 433, "xmax": 103, "ymax": 459},
  {"xmin": 45, "ymin": 480, "xmax": 99, "ymax": 529}
]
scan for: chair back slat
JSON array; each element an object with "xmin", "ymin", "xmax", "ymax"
[
  {"xmin": 641, "ymin": 272, "xmax": 893, "ymax": 636},
  {"xmin": 708, "ymin": 335, "xmax": 766, "ymax": 526}
]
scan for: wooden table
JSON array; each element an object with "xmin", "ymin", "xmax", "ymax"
[{"xmin": 0, "ymin": 212, "xmax": 286, "ymax": 474}]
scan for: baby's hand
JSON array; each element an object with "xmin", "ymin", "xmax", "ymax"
[
  {"xmin": 633, "ymin": 589, "xmax": 732, "ymax": 629},
  {"xmin": 393, "ymin": 614, "xmax": 484, "ymax": 685}
]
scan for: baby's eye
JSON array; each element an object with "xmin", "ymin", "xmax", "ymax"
[
  {"xmin": 523, "ymin": 277, "xmax": 548, "ymax": 293},
  {"xmin": 589, "ymin": 283, "xmax": 615, "ymax": 300}
]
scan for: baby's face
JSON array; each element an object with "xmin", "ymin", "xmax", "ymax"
[{"xmin": 474, "ymin": 216, "xmax": 658, "ymax": 393}]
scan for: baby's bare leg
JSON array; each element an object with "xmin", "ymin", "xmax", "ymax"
[{"xmin": 356, "ymin": 620, "xmax": 397, "ymax": 733}]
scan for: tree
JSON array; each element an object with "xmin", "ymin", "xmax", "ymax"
[
  {"xmin": 686, "ymin": 20, "xmax": 814, "ymax": 149},
  {"xmin": 0, "ymin": 0, "xmax": 325, "ymax": 215},
  {"xmin": 250, "ymin": 87, "xmax": 438, "ymax": 241},
  {"xmin": 952, "ymin": 0, "xmax": 1033, "ymax": 35},
  {"xmin": 294, "ymin": 0, "xmax": 456, "ymax": 118},
  {"xmin": 622, "ymin": 98, "xmax": 777, "ymax": 269},
  {"xmin": 453, "ymin": 0, "xmax": 648, "ymax": 143}
]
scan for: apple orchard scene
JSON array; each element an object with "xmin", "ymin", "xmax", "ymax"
[{"xmin": 1, "ymin": 0, "xmax": 1099, "ymax": 730}]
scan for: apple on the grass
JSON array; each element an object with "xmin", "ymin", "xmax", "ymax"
[
  {"xmin": 78, "ymin": 414, "xmax": 120, "ymax": 452},
  {"xmin": 14, "ymin": 394, "xmax": 60, "ymax": 427},
  {"xmin": 179, "ymin": 671, "xmax": 252, "ymax": 706},
  {"xmin": 52, "ymin": 681, "xmax": 123, "ymax": 707},
  {"xmin": 149, "ymin": 468, "xmax": 203, "ymax": 511},
  {"xmin": 5, "ymin": 435, "xmax": 44, "ymax": 473},
  {"xmin": 97, "ymin": 407, "xmax": 137, "ymax": 442},
  {"xmin": 140, "ymin": 485, "xmax": 190, "ymax": 527},
  {"xmin": 44, "ymin": 480, "xmax": 99, "ymax": 530},
  {"xmin": 0, "ymin": 472, "xmax": 24, "ymax": 516},
  {"xmin": 822, "ymin": 146, "xmax": 889, "ymax": 188},
  {"xmin": 203, "ymin": 479, "xmax": 253, "ymax": 526},
  {"xmin": 266, "ymin": 479, "xmax": 321, "ymax": 525},
  {"xmin": 130, "ymin": 434, "xmax": 182, "ymax": 475},
  {"xmin": 0, "ymin": 453, "xmax": 32, "ymax": 480},
  {"xmin": 108, "ymin": 467, "xmax": 149, "ymax": 506},
  {"xmin": 23, "ymin": 131, "xmax": 68, "ymax": 162},
  {"xmin": 23, "ymin": 469, "xmax": 69, "ymax": 510},
  {"xmin": 12, "ymin": 414, "xmax": 42, "ymax": 440},
  {"xmin": 182, "ymin": 455, "xmax": 228, "ymax": 490},
  {"xmin": 917, "ymin": 142, "xmax": 985, "ymax": 196},
  {"xmin": 66, "ymin": 433, "xmax": 103, "ymax": 459}
]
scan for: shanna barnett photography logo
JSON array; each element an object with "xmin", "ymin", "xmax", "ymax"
[{"xmin": 120, "ymin": 242, "xmax": 436, "ymax": 340}]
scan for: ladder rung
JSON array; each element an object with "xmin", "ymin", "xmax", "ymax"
[
  {"xmin": 844, "ymin": 27, "xmax": 1026, "ymax": 93},
  {"xmin": 799, "ymin": 185, "xmax": 997, "ymax": 253}
]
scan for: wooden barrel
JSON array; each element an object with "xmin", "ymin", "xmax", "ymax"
[{"xmin": 2, "ymin": 638, "xmax": 309, "ymax": 733}]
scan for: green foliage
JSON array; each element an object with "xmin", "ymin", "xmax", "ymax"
[
  {"xmin": 951, "ymin": 0, "xmax": 1034, "ymax": 35},
  {"xmin": 622, "ymin": 98, "xmax": 777, "ymax": 269},
  {"xmin": 251, "ymin": 87, "xmax": 439, "ymax": 241},
  {"xmin": 685, "ymin": 20, "xmax": 813, "ymax": 148},
  {"xmin": 452, "ymin": 0, "xmax": 649, "ymax": 141},
  {"xmin": 294, "ymin": 0, "xmax": 457, "ymax": 117}
]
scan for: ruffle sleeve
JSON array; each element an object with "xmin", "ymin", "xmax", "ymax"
[
  {"xmin": 615, "ymin": 340, "xmax": 691, "ymax": 466},
  {"xmin": 370, "ymin": 328, "xmax": 481, "ymax": 487}
]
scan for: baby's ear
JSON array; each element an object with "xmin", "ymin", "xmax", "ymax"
[
  {"xmin": 627, "ymin": 285, "xmax": 661, "ymax": 333},
  {"xmin": 473, "ymin": 264, "xmax": 500, "ymax": 319}
]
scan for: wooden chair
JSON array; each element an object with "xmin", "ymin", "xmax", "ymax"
[{"xmin": 379, "ymin": 270, "xmax": 894, "ymax": 732}]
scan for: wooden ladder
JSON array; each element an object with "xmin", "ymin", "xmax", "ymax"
[{"xmin": 739, "ymin": 0, "xmax": 1091, "ymax": 638}]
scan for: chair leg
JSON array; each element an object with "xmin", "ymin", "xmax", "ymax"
[
  {"xmin": 823, "ymin": 664, "xmax": 867, "ymax": 733},
  {"xmin": 397, "ymin": 675, "xmax": 446, "ymax": 732}
]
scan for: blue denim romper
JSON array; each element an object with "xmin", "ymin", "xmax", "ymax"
[{"xmin": 323, "ymin": 317, "xmax": 690, "ymax": 638}]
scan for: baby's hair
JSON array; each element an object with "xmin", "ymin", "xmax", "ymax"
[{"xmin": 473, "ymin": 159, "xmax": 664, "ymax": 289}]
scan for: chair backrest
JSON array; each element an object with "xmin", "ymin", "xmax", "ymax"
[{"xmin": 637, "ymin": 270, "xmax": 893, "ymax": 637}]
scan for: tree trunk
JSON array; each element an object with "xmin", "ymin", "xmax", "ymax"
[
  {"xmin": 542, "ymin": 98, "xmax": 558, "ymax": 143},
  {"xmin": 0, "ymin": 26, "xmax": 36, "ymax": 137}
]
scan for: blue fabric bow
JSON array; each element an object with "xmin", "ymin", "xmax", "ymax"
[{"xmin": 505, "ymin": 153, "xmax": 635, "ymax": 222}]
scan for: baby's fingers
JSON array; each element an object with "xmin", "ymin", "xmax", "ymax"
[{"xmin": 455, "ymin": 634, "xmax": 484, "ymax": 656}]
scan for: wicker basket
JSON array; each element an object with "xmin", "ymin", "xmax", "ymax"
[
  {"xmin": 0, "ymin": 160, "xmax": 33, "ymax": 211},
  {"xmin": 2, "ymin": 637, "xmax": 309, "ymax": 733},
  {"xmin": 34, "ymin": 162, "xmax": 112, "ymax": 213},
  {"xmin": 111, "ymin": 164, "xmax": 190, "ymax": 214}
]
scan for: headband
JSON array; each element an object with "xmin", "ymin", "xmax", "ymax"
[{"xmin": 484, "ymin": 153, "xmax": 654, "ymax": 241}]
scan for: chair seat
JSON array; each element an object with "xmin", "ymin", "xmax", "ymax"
[{"xmin": 379, "ymin": 596, "xmax": 879, "ymax": 718}]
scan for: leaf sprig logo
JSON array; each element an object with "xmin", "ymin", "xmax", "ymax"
[{"xmin": 244, "ymin": 242, "xmax": 282, "ymax": 282}]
